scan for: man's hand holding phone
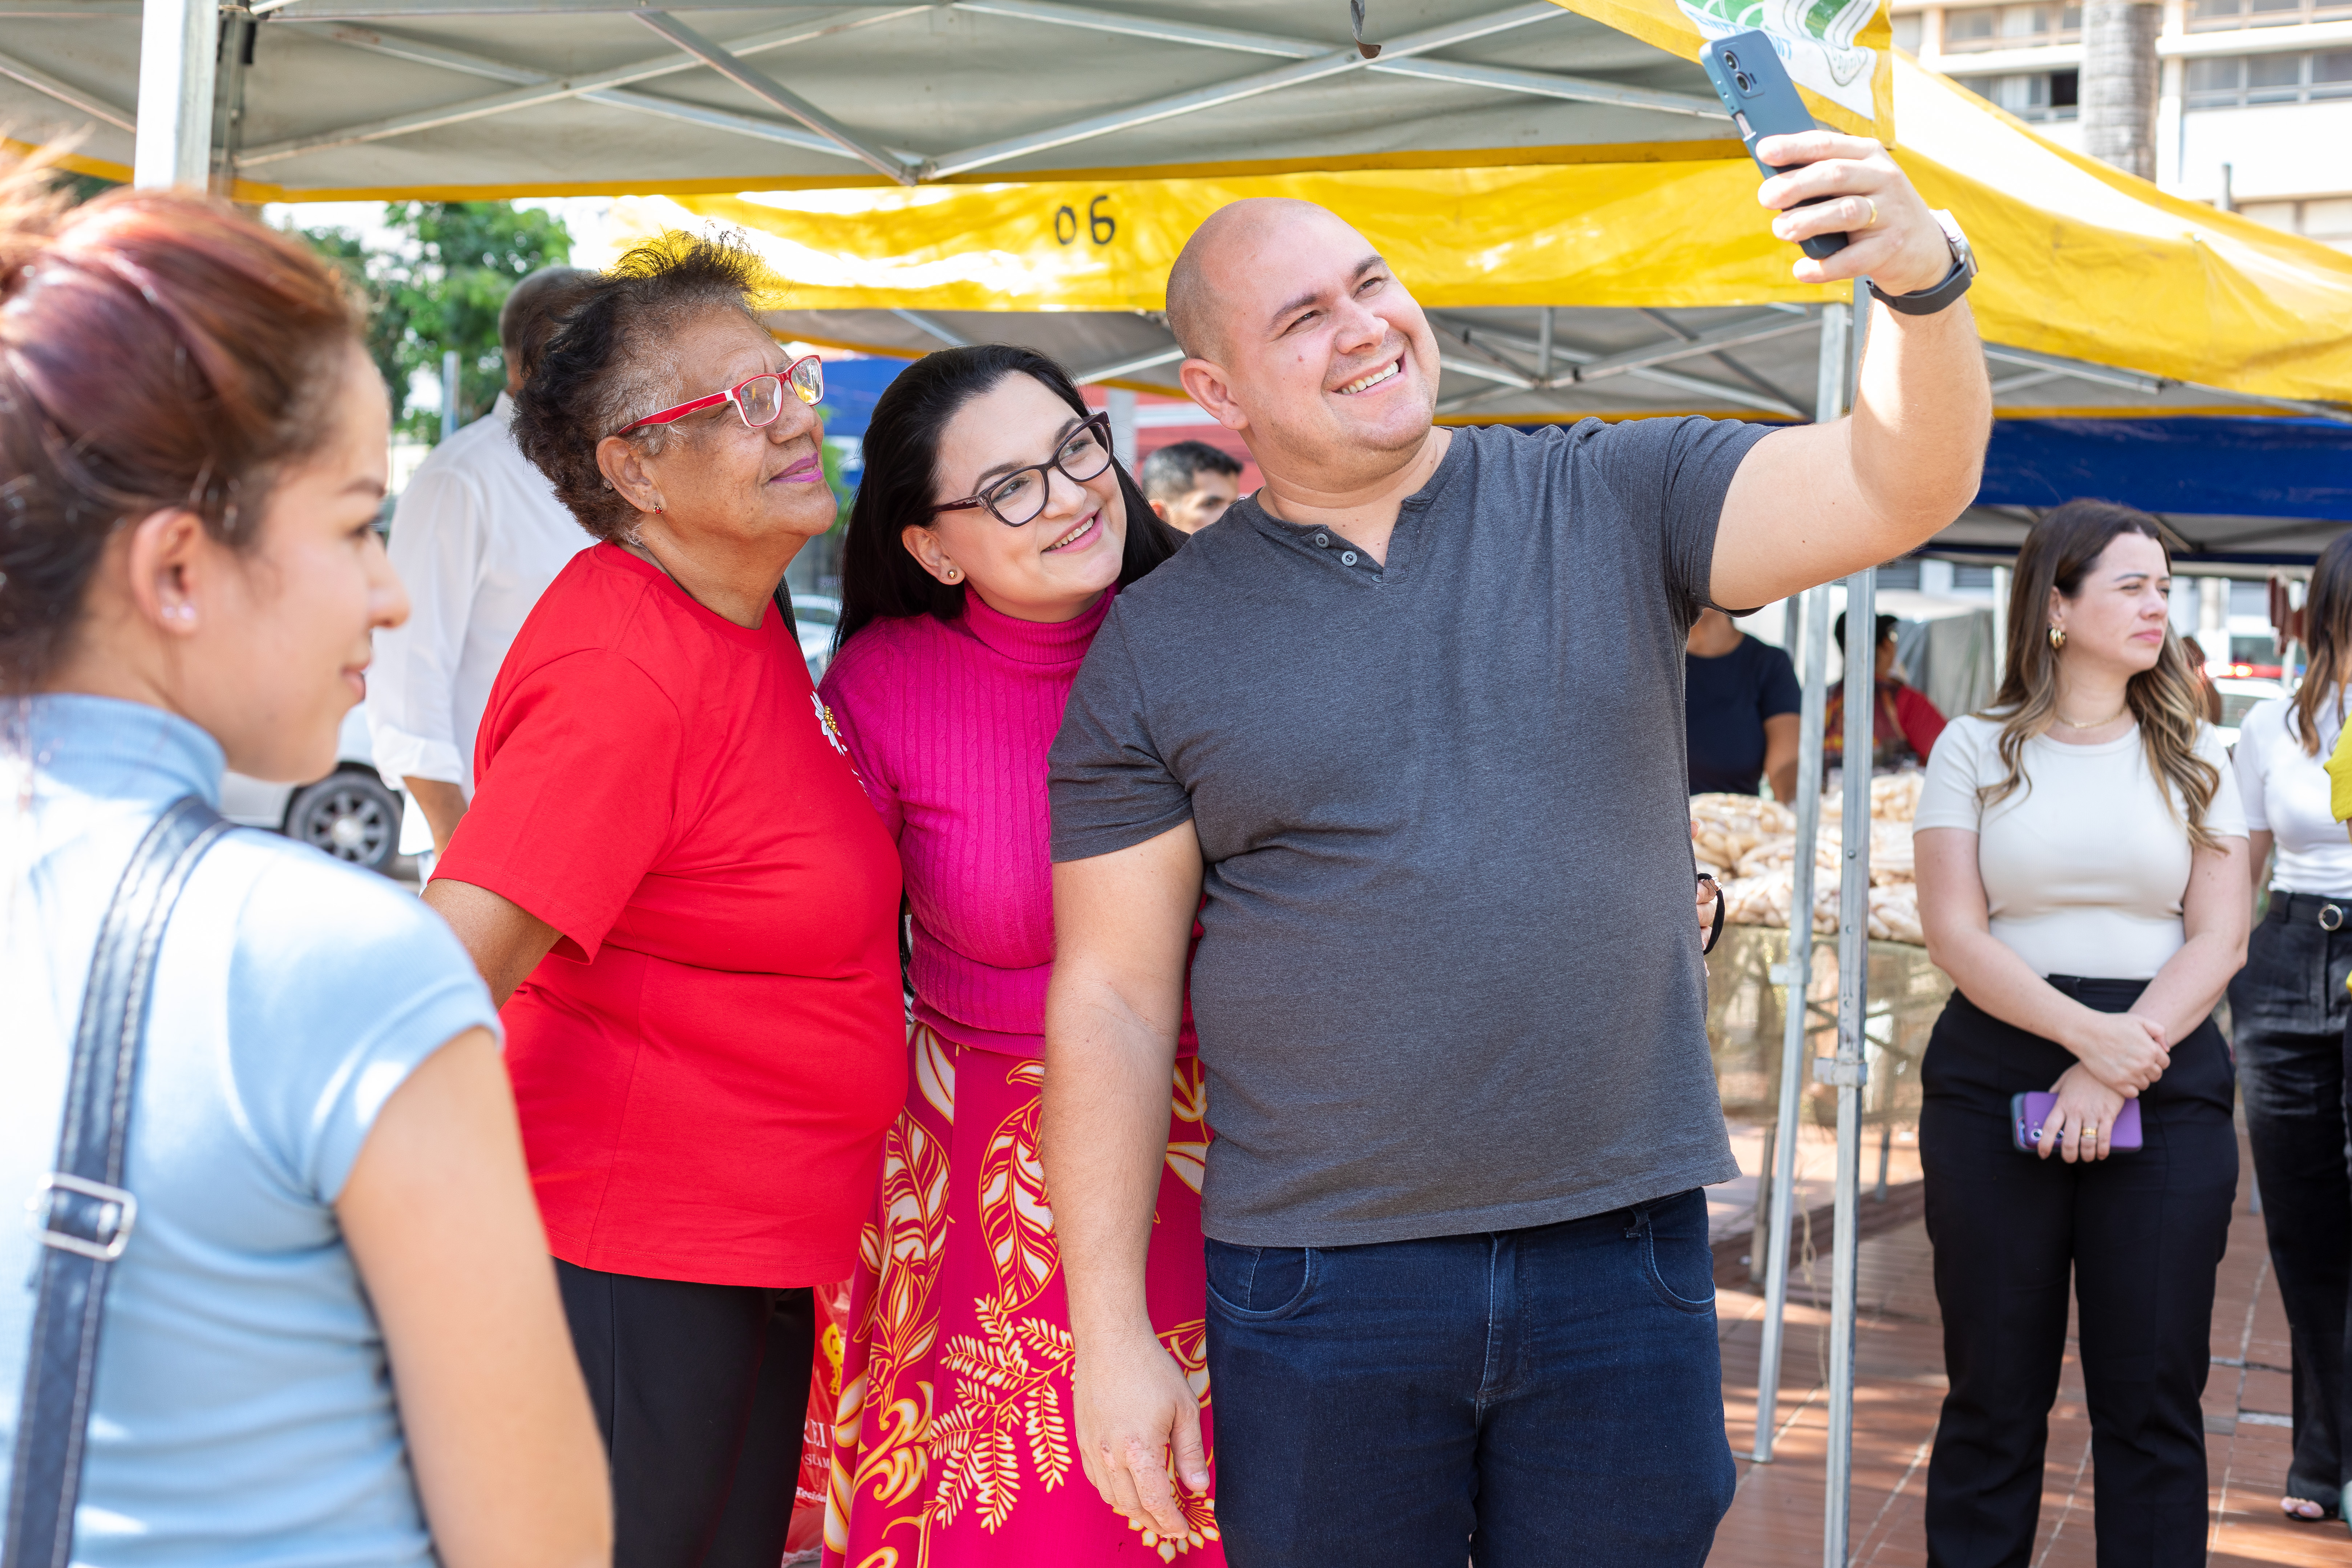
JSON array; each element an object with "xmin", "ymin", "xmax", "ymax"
[{"xmin": 1753, "ymin": 131, "xmax": 1953, "ymax": 297}]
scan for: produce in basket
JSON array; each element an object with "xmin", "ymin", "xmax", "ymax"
[
  {"xmin": 1720, "ymin": 866, "xmax": 1839, "ymax": 934},
  {"xmin": 1720, "ymin": 867, "xmax": 1924, "ymax": 942},
  {"xmin": 1688, "ymin": 793, "xmax": 1795, "ymax": 873},
  {"xmin": 1821, "ymin": 770, "xmax": 1926, "ymax": 824},
  {"xmin": 1869, "ymin": 883, "xmax": 1924, "ymax": 944},
  {"xmin": 1735, "ymin": 834, "xmax": 1840, "ymax": 879}
]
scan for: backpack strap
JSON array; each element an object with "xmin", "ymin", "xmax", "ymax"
[{"xmin": 5, "ymin": 795, "xmax": 233, "ymax": 1568}]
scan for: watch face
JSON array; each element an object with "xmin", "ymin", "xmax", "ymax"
[{"xmin": 1931, "ymin": 208, "xmax": 1974, "ymax": 268}]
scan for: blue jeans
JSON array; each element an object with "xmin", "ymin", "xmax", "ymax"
[{"xmin": 1203, "ymin": 1188, "xmax": 1736, "ymax": 1568}]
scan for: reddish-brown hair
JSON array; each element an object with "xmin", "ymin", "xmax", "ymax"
[{"xmin": 0, "ymin": 151, "xmax": 361, "ymax": 691}]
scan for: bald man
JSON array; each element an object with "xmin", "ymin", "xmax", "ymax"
[{"xmin": 1042, "ymin": 138, "xmax": 1989, "ymax": 1567}]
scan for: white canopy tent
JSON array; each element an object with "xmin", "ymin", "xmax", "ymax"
[{"xmin": 5, "ymin": 0, "xmax": 1756, "ymax": 198}]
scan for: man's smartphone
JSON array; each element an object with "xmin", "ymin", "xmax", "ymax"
[{"xmin": 1699, "ymin": 31, "xmax": 1849, "ymax": 260}]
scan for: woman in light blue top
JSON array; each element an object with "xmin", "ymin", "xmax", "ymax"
[{"xmin": 0, "ymin": 159, "xmax": 608, "ymax": 1565}]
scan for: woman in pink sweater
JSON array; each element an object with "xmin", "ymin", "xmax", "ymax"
[{"xmin": 815, "ymin": 346, "xmax": 1219, "ymax": 1564}]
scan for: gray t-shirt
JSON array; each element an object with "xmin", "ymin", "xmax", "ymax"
[{"xmin": 1050, "ymin": 416, "xmax": 1770, "ymax": 1247}]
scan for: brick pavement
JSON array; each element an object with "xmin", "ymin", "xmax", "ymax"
[{"xmin": 1709, "ymin": 1137, "xmax": 2348, "ymax": 1568}]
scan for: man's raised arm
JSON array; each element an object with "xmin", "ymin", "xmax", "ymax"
[
  {"xmin": 1711, "ymin": 131, "xmax": 1994, "ymax": 610},
  {"xmin": 1042, "ymin": 819, "xmax": 1209, "ymax": 1540}
]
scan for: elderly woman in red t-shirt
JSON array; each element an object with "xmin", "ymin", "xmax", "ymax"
[{"xmin": 422, "ymin": 236, "xmax": 903, "ymax": 1568}]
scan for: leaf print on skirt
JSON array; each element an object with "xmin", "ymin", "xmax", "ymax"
[{"xmin": 823, "ymin": 1025, "xmax": 1225, "ymax": 1568}]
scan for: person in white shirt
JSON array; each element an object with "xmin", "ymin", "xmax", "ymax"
[
  {"xmin": 369, "ymin": 266, "xmax": 593, "ymax": 865},
  {"xmin": 2227, "ymin": 530, "xmax": 2352, "ymax": 1528},
  {"xmin": 1914, "ymin": 501, "xmax": 2249, "ymax": 1568}
]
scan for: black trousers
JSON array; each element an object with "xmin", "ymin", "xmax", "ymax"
[
  {"xmin": 1918, "ymin": 980, "xmax": 2238, "ymax": 1568},
  {"xmin": 2227, "ymin": 892, "xmax": 2352, "ymax": 1513},
  {"xmin": 556, "ymin": 1260, "xmax": 815, "ymax": 1568}
]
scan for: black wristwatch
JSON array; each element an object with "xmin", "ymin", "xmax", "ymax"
[{"xmin": 1867, "ymin": 209, "xmax": 1976, "ymax": 317}]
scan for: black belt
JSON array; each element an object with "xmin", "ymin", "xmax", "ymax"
[{"xmin": 2270, "ymin": 891, "xmax": 2352, "ymax": 931}]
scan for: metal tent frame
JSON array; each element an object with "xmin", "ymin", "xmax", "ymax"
[{"xmin": 8, "ymin": 1, "xmax": 1746, "ymax": 198}]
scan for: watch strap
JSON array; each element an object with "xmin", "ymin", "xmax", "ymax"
[{"xmin": 1867, "ymin": 214, "xmax": 1976, "ymax": 317}]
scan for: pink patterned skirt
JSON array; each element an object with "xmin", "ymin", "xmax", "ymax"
[{"xmin": 822, "ymin": 1025, "xmax": 1226, "ymax": 1568}]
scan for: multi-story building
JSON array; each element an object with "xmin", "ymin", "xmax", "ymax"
[{"xmin": 1891, "ymin": 0, "xmax": 2352, "ymax": 248}]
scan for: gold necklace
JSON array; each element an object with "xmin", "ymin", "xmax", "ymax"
[{"xmin": 2053, "ymin": 705, "xmax": 2129, "ymax": 730}]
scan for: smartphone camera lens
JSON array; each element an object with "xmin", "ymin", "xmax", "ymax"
[{"xmin": 1733, "ymin": 71, "xmax": 1754, "ymax": 92}]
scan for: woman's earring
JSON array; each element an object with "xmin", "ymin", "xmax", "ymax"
[
  {"xmin": 943, "ymin": 564, "xmax": 961, "ymax": 582},
  {"xmin": 2048, "ymin": 625, "xmax": 2066, "ymax": 651}
]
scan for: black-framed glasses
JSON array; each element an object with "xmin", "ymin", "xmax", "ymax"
[{"xmin": 931, "ymin": 413, "xmax": 1115, "ymax": 527}]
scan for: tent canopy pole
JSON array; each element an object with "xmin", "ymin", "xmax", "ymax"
[
  {"xmin": 1824, "ymin": 279, "xmax": 1879, "ymax": 1568},
  {"xmin": 133, "ymin": 0, "xmax": 216, "ymax": 189},
  {"xmin": 1752, "ymin": 300, "xmax": 1850, "ymax": 1463}
]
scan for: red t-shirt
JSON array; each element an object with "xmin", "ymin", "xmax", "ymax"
[{"xmin": 438, "ymin": 544, "xmax": 904, "ymax": 1287}]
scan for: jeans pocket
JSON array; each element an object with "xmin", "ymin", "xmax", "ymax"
[
  {"xmin": 1202, "ymin": 1237, "xmax": 1316, "ymax": 1321},
  {"xmin": 2232, "ymin": 919, "xmax": 2325, "ymax": 1030},
  {"xmin": 1636, "ymin": 1200, "xmax": 1719, "ymax": 1315}
]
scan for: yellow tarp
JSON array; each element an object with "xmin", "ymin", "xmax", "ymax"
[
  {"xmin": 1545, "ymin": 0, "xmax": 1894, "ymax": 138},
  {"xmin": 619, "ymin": 55, "xmax": 2352, "ymax": 406}
]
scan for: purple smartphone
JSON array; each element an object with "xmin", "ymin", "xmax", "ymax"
[{"xmin": 2011, "ymin": 1092, "xmax": 2142, "ymax": 1153}]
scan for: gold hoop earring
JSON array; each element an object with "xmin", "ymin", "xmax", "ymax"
[{"xmin": 2048, "ymin": 625, "xmax": 2065, "ymax": 651}]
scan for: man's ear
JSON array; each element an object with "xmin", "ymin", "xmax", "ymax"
[
  {"xmin": 1178, "ymin": 358, "xmax": 1250, "ymax": 434},
  {"xmin": 1148, "ymin": 498, "xmax": 1171, "ymax": 523},
  {"xmin": 596, "ymin": 433, "xmax": 664, "ymax": 515}
]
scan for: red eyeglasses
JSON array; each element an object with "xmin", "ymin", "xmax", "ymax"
[{"xmin": 618, "ymin": 354, "xmax": 825, "ymax": 435}]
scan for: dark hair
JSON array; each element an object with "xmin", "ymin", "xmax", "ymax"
[
  {"xmin": 2292, "ymin": 533, "xmax": 2352, "ymax": 753},
  {"xmin": 834, "ymin": 345, "xmax": 1186, "ymax": 651},
  {"xmin": 513, "ymin": 232, "xmax": 765, "ymax": 544},
  {"xmin": 498, "ymin": 264, "xmax": 594, "ymax": 384},
  {"xmin": 1831, "ymin": 611, "xmax": 1899, "ymax": 655},
  {"xmin": 1983, "ymin": 499, "xmax": 2220, "ymax": 846},
  {"xmin": 0, "ymin": 152, "xmax": 361, "ymax": 693},
  {"xmin": 1138, "ymin": 439, "xmax": 1242, "ymax": 502}
]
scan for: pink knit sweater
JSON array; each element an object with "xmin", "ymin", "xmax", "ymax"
[{"xmin": 821, "ymin": 589, "xmax": 1177, "ymax": 1059}]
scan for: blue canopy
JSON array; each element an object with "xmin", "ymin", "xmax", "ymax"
[
  {"xmin": 813, "ymin": 358, "xmax": 907, "ymax": 442},
  {"xmin": 1976, "ymin": 416, "xmax": 2352, "ymax": 524}
]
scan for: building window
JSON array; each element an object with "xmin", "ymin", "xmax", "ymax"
[
  {"xmin": 1955, "ymin": 69, "xmax": 2082, "ymax": 118},
  {"xmin": 1878, "ymin": 559, "xmax": 1923, "ymax": 590},
  {"xmin": 1892, "ymin": 12, "xmax": 1924, "ymax": 51},
  {"xmin": 2189, "ymin": 0, "xmax": 2352, "ymax": 31},
  {"xmin": 1941, "ymin": 4, "xmax": 2084, "ymax": 51},
  {"xmin": 2186, "ymin": 49, "xmax": 2352, "ymax": 106},
  {"xmin": 1952, "ymin": 564, "xmax": 1998, "ymax": 590},
  {"xmin": 2236, "ymin": 196, "xmax": 2352, "ymax": 246}
]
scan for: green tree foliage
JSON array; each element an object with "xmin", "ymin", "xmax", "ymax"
[{"xmin": 303, "ymin": 202, "xmax": 572, "ymax": 442}]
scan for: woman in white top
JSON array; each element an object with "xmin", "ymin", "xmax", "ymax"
[
  {"xmin": 2226, "ymin": 529, "xmax": 2352, "ymax": 1527},
  {"xmin": 1915, "ymin": 501, "xmax": 2249, "ymax": 1568}
]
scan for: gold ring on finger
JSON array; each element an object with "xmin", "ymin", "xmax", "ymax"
[{"xmin": 1863, "ymin": 197, "xmax": 1879, "ymax": 229}]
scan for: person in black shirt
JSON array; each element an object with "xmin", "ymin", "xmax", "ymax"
[{"xmin": 1686, "ymin": 607, "xmax": 1803, "ymax": 799}]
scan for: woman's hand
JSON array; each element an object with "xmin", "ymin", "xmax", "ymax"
[
  {"xmin": 2037, "ymin": 1062, "xmax": 2129, "ymax": 1163},
  {"xmin": 2065, "ymin": 1010, "xmax": 2169, "ymax": 1095}
]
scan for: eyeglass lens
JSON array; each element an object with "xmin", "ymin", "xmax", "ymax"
[
  {"xmin": 983, "ymin": 423, "xmax": 1114, "ymax": 525},
  {"xmin": 788, "ymin": 356, "xmax": 824, "ymax": 406},
  {"xmin": 733, "ymin": 361, "xmax": 824, "ymax": 428}
]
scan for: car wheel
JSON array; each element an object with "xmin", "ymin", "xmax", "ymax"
[{"xmin": 284, "ymin": 768, "xmax": 401, "ymax": 873}]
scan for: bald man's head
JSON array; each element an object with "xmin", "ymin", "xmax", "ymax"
[
  {"xmin": 1167, "ymin": 197, "xmax": 1443, "ymax": 494},
  {"xmin": 1165, "ymin": 198, "xmax": 1334, "ymax": 364}
]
